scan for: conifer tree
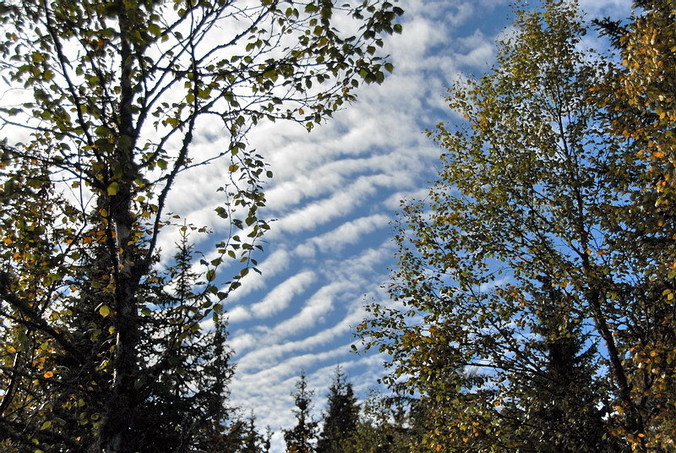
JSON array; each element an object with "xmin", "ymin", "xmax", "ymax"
[
  {"xmin": 317, "ymin": 367, "xmax": 360, "ymax": 453},
  {"xmin": 237, "ymin": 412, "xmax": 269, "ymax": 453},
  {"xmin": 284, "ymin": 374, "xmax": 319, "ymax": 453},
  {"xmin": 348, "ymin": 391, "xmax": 417, "ymax": 453}
]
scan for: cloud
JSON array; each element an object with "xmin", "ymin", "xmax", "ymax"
[
  {"xmin": 235, "ymin": 294, "xmax": 371, "ymax": 373},
  {"xmin": 453, "ymin": 30, "xmax": 497, "ymax": 69},
  {"xmin": 579, "ymin": 0, "xmax": 631, "ymax": 18},
  {"xmin": 222, "ymin": 247, "xmax": 292, "ymax": 303},
  {"xmin": 226, "ymin": 306, "xmax": 252, "ymax": 324},
  {"xmin": 218, "ymin": 2, "xmax": 519, "ymax": 451},
  {"xmin": 309, "ymin": 214, "xmax": 391, "ymax": 254},
  {"xmin": 271, "ymin": 175, "xmax": 388, "ymax": 235},
  {"xmin": 227, "ymin": 270, "xmax": 316, "ymax": 323},
  {"xmin": 251, "ymin": 271, "xmax": 317, "ymax": 317}
]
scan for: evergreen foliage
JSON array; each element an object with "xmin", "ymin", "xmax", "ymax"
[
  {"xmin": 283, "ymin": 374, "xmax": 319, "ymax": 453},
  {"xmin": 349, "ymin": 392, "xmax": 420, "ymax": 453},
  {"xmin": 317, "ymin": 367, "xmax": 360, "ymax": 453}
]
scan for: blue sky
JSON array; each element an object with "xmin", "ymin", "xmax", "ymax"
[
  {"xmin": 0, "ymin": 0, "xmax": 633, "ymax": 451},
  {"xmin": 159, "ymin": 0, "xmax": 633, "ymax": 450}
]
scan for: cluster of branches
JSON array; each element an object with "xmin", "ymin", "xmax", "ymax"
[{"xmin": 359, "ymin": 0, "xmax": 674, "ymax": 452}]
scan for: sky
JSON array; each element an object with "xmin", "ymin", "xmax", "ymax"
[
  {"xmin": 0, "ymin": 0, "xmax": 633, "ymax": 451},
  {"xmin": 220, "ymin": 0, "xmax": 513, "ymax": 445},
  {"xmin": 160, "ymin": 0, "xmax": 633, "ymax": 451}
]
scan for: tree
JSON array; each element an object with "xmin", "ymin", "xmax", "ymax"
[
  {"xmin": 0, "ymin": 0, "xmax": 404, "ymax": 450},
  {"xmin": 238, "ymin": 412, "xmax": 270, "ymax": 453},
  {"xmin": 204, "ymin": 411, "xmax": 270, "ymax": 453},
  {"xmin": 283, "ymin": 374, "xmax": 319, "ymax": 453},
  {"xmin": 359, "ymin": 0, "xmax": 673, "ymax": 451},
  {"xmin": 132, "ymin": 230, "xmax": 235, "ymax": 451},
  {"xmin": 317, "ymin": 367, "xmax": 360, "ymax": 453},
  {"xmin": 594, "ymin": 2, "xmax": 676, "ymax": 447},
  {"xmin": 343, "ymin": 389, "xmax": 424, "ymax": 453}
]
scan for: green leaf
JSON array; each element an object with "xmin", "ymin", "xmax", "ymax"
[
  {"xmin": 99, "ymin": 305, "xmax": 111, "ymax": 318},
  {"xmin": 262, "ymin": 69, "xmax": 278, "ymax": 81},
  {"xmin": 107, "ymin": 182, "xmax": 120, "ymax": 196},
  {"xmin": 95, "ymin": 125, "xmax": 110, "ymax": 136},
  {"xmin": 148, "ymin": 23, "xmax": 161, "ymax": 37}
]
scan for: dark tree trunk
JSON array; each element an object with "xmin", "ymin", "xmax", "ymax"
[{"xmin": 99, "ymin": 3, "xmax": 142, "ymax": 451}]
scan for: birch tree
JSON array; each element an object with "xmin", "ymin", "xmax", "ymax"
[{"xmin": 0, "ymin": 0, "xmax": 403, "ymax": 450}]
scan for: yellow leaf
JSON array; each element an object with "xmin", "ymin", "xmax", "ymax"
[
  {"xmin": 107, "ymin": 182, "xmax": 120, "ymax": 196},
  {"xmin": 99, "ymin": 305, "xmax": 111, "ymax": 317},
  {"xmin": 44, "ymin": 371, "xmax": 54, "ymax": 378}
]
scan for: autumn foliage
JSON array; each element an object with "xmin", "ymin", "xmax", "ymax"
[{"xmin": 360, "ymin": 0, "xmax": 675, "ymax": 451}]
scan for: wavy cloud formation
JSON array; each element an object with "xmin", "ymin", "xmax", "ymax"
[{"xmin": 173, "ymin": 0, "xmax": 631, "ymax": 451}]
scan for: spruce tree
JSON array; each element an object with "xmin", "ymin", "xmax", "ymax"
[
  {"xmin": 317, "ymin": 367, "xmax": 360, "ymax": 453},
  {"xmin": 283, "ymin": 374, "xmax": 319, "ymax": 453}
]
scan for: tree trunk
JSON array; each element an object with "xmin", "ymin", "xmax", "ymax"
[{"xmin": 99, "ymin": 3, "xmax": 142, "ymax": 451}]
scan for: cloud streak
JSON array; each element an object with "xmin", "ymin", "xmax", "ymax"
[{"xmin": 176, "ymin": 1, "xmax": 541, "ymax": 451}]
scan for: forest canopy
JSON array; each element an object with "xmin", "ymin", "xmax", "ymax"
[
  {"xmin": 0, "ymin": 0, "xmax": 673, "ymax": 452},
  {"xmin": 359, "ymin": 0, "xmax": 675, "ymax": 451}
]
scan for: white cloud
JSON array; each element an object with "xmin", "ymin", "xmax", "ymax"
[
  {"xmin": 236, "ymin": 295, "xmax": 370, "ymax": 372},
  {"xmin": 262, "ymin": 281, "xmax": 342, "ymax": 338},
  {"xmin": 251, "ymin": 271, "xmax": 316, "ymax": 318},
  {"xmin": 454, "ymin": 30, "xmax": 497, "ymax": 69},
  {"xmin": 272, "ymin": 175, "xmax": 383, "ymax": 235},
  {"xmin": 311, "ymin": 214, "xmax": 391, "ymax": 254},
  {"xmin": 227, "ymin": 306, "xmax": 252, "ymax": 324},
  {"xmin": 579, "ymin": 0, "xmax": 632, "ymax": 19},
  {"xmin": 216, "ymin": 1, "xmax": 515, "ymax": 451},
  {"xmin": 222, "ymin": 248, "xmax": 292, "ymax": 303}
]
